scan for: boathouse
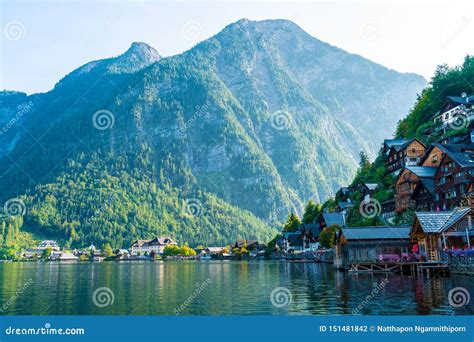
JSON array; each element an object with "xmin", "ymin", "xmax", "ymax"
[
  {"xmin": 334, "ymin": 226, "xmax": 411, "ymax": 270},
  {"xmin": 411, "ymin": 208, "xmax": 473, "ymax": 261}
]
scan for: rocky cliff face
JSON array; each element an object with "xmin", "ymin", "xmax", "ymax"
[{"xmin": 0, "ymin": 19, "xmax": 426, "ymax": 246}]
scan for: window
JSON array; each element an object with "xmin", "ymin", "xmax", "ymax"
[{"xmin": 432, "ymin": 155, "xmax": 438, "ymax": 163}]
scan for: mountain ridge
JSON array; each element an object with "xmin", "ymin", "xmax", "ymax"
[{"xmin": 0, "ymin": 19, "xmax": 426, "ymax": 248}]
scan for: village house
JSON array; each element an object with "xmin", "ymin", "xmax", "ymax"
[
  {"xmin": 395, "ymin": 166, "xmax": 437, "ymax": 212},
  {"xmin": 411, "ymin": 208, "xmax": 473, "ymax": 262},
  {"xmin": 385, "ymin": 138, "xmax": 426, "ymax": 176},
  {"xmin": 432, "ymin": 93, "xmax": 473, "ymax": 132},
  {"xmin": 23, "ymin": 240, "xmax": 61, "ymax": 259},
  {"xmin": 334, "ymin": 226, "xmax": 411, "ymax": 270},
  {"xmin": 336, "ymin": 186, "xmax": 352, "ymax": 202},
  {"xmin": 381, "ymin": 198, "xmax": 396, "ymax": 220},
  {"xmin": 383, "ymin": 138, "xmax": 411, "ymax": 155},
  {"xmin": 37, "ymin": 240, "xmax": 61, "ymax": 251},
  {"xmin": 130, "ymin": 237, "xmax": 178, "ymax": 256},
  {"xmin": 277, "ymin": 224, "xmax": 320, "ymax": 253},
  {"xmin": 198, "ymin": 247, "xmax": 225, "ymax": 259},
  {"xmin": 431, "ymin": 144, "xmax": 474, "ymax": 210},
  {"xmin": 410, "ymin": 178, "xmax": 435, "ymax": 211},
  {"xmin": 231, "ymin": 240, "xmax": 260, "ymax": 250},
  {"xmin": 321, "ymin": 212, "xmax": 345, "ymax": 228}
]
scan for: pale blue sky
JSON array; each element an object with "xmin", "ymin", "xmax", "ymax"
[{"xmin": 1, "ymin": 0, "xmax": 473, "ymax": 94}]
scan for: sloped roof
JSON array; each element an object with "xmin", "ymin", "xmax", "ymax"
[
  {"xmin": 418, "ymin": 178, "xmax": 435, "ymax": 193},
  {"xmin": 342, "ymin": 226, "xmax": 410, "ymax": 240},
  {"xmin": 414, "ymin": 208, "xmax": 471, "ymax": 233},
  {"xmin": 440, "ymin": 208, "xmax": 471, "ymax": 231},
  {"xmin": 286, "ymin": 233, "xmax": 304, "ymax": 247},
  {"xmin": 323, "ymin": 212, "xmax": 345, "ymax": 227},
  {"xmin": 338, "ymin": 201, "xmax": 354, "ymax": 210},
  {"xmin": 447, "ymin": 95, "xmax": 473, "ymax": 105},
  {"xmin": 432, "ymin": 143, "xmax": 474, "ymax": 168},
  {"xmin": 365, "ymin": 183, "xmax": 378, "ymax": 191},
  {"xmin": 388, "ymin": 138, "xmax": 425, "ymax": 154},
  {"xmin": 384, "ymin": 138, "xmax": 411, "ymax": 148},
  {"xmin": 405, "ymin": 166, "xmax": 437, "ymax": 178},
  {"xmin": 299, "ymin": 223, "xmax": 320, "ymax": 238}
]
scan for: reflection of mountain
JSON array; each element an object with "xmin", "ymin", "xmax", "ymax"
[{"xmin": 0, "ymin": 19, "xmax": 425, "ymax": 246}]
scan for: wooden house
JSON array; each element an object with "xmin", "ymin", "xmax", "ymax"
[
  {"xmin": 383, "ymin": 138, "xmax": 411, "ymax": 156},
  {"xmin": 411, "ymin": 208, "xmax": 473, "ymax": 261},
  {"xmin": 432, "ymin": 93, "xmax": 473, "ymax": 132},
  {"xmin": 334, "ymin": 226, "xmax": 411, "ymax": 270},
  {"xmin": 386, "ymin": 138, "xmax": 426, "ymax": 176},
  {"xmin": 431, "ymin": 144, "xmax": 474, "ymax": 210},
  {"xmin": 411, "ymin": 178, "xmax": 435, "ymax": 211},
  {"xmin": 381, "ymin": 199, "xmax": 396, "ymax": 220},
  {"xmin": 395, "ymin": 166, "xmax": 437, "ymax": 212}
]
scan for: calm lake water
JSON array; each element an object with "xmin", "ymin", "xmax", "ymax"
[{"xmin": 0, "ymin": 261, "xmax": 472, "ymax": 315}]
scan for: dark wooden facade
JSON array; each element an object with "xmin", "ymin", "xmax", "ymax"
[
  {"xmin": 386, "ymin": 139, "xmax": 426, "ymax": 174},
  {"xmin": 433, "ymin": 154, "xmax": 474, "ymax": 210}
]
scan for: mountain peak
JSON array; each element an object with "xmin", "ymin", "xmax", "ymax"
[{"xmin": 121, "ymin": 42, "xmax": 161, "ymax": 63}]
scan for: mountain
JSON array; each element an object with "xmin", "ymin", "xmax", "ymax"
[{"xmin": 0, "ymin": 19, "xmax": 425, "ymax": 248}]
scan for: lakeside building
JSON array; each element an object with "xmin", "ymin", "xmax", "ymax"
[
  {"xmin": 334, "ymin": 226, "xmax": 411, "ymax": 270},
  {"xmin": 23, "ymin": 240, "xmax": 61, "ymax": 259},
  {"xmin": 411, "ymin": 208, "xmax": 473, "ymax": 262},
  {"xmin": 130, "ymin": 237, "xmax": 178, "ymax": 256},
  {"xmin": 37, "ymin": 240, "xmax": 61, "ymax": 251},
  {"xmin": 277, "ymin": 224, "xmax": 321, "ymax": 253}
]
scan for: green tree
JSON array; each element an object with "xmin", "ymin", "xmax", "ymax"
[
  {"xmin": 319, "ymin": 225, "xmax": 339, "ymax": 248},
  {"xmin": 163, "ymin": 244, "xmax": 180, "ymax": 257},
  {"xmin": 41, "ymin": 247, "xmax": 52, "ymax": 260},
  {"xmin": 302, "ymin": 200, "xmax": 322, "ymax": 224},
  {"xmin": 283, "ymin": 212, "xmax": 301, "ymax": 232},
  {"xmin": 101, "ymin": 243, "xmax": 113, "ymax": 257}
]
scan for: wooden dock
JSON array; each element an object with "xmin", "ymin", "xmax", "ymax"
[{"xmin": 348, "ymin": 261, "xmax": 450, "ymax": 275}]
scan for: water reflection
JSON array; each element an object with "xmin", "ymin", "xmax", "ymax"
[{"xmin": 0, "ymin": 261, "xmax": 472, "ymax": 315}]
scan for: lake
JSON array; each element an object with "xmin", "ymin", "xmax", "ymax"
[{"xmin": 0, "ymin": 261, "xmax": 472, "ymax": 315}]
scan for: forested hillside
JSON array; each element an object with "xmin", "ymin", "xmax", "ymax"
[{"xmin": 0, "ymin": 19, "xmax": 425, "ymax": 249}]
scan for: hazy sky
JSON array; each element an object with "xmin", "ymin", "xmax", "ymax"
[{"xmin": 1, "ymin": 0, "xmax": 473, "ymax": 94}]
